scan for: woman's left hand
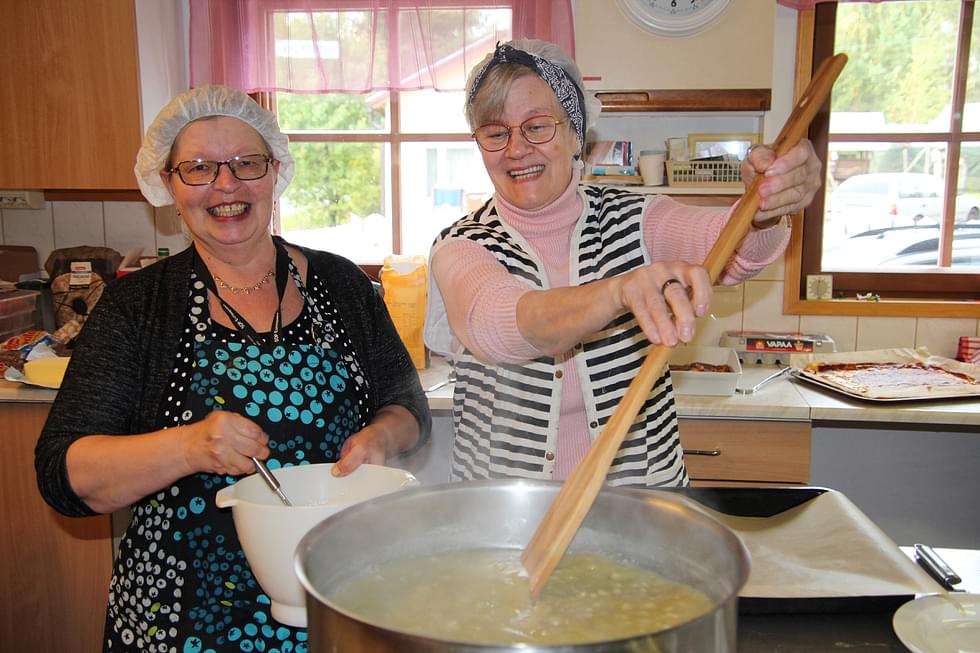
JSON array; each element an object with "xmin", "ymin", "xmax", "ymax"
[
  {"xmin": 331, "ymin": 405, "xmax": 421, "ymax": 477},
  {"xmin": 332, "ymin": 427, "xmax": 388, "ymax": 476},
  {"xmin": 740, "ymin": 139, "xmax": 822, "ymax": 225}
]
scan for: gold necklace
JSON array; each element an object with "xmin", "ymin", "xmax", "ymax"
[{"xmin": 212, "ymin": 270, "xmax": 275, "ymax": 295}]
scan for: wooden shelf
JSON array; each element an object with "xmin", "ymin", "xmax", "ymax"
[{"xmin": 595, "ymin": 89, "xmax": 772, "ymax": 113}]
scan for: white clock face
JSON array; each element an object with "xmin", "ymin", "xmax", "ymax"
[
  {"xmin": 617, "ymin": 0, "xmax": 733, "ymax": 38},
  {"xmin": 806, "ymin": 274, "xmax": 833, "ymax": 301}
]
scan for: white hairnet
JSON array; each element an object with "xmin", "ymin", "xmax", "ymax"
[{"xmin": 135, "ymin": 85, "xmax": 295, "ymax": 207}]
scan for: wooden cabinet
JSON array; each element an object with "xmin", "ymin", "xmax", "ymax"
[
  {"xmin": 0, "ymin": 400, "xmax": 112, "ymax": 652},
  {"xmin": 0, "ymin": 0, "xmax": 142, "ymax": 190},
  {"xmin": 679, "ymin": 418, "xmax": 810, "ymax": 486}
]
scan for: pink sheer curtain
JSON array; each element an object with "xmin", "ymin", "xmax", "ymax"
[
  {"xmin": 776, "ymin": 0, "xmax": 888, "ymax": 8},
  {"xmin": 189, "ymin": 0, "xmax": 574, "ymax": 93}
]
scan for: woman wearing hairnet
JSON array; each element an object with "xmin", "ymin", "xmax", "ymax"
[
  {"xmin": 35, "ymin": 85, "xmax": 430, "ymax": 651},
  {"xmin": 424, "ymin": 40, "xmax": 821, "ymax": 485}
]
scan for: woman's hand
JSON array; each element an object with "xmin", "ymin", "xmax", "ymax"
[
  {"xmin": 179, "ymin": 410, "xmax": 270, "ymax": 476},
  {"xmin": 332, "ymin": 405, "xmax": 421, "ymax": 477},
  {"xmin": 332, "ymin": 427, "xmax": 389, "ymax": 477},
  {"xmin": 613, "ymin": 261, "xmax": 712, "ymax": 347},
  {"xmin": 740, "ymin": 139, "xmax": 822, "ymax": 226}
]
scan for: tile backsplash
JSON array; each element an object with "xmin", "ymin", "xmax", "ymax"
[
  {"xmin": 1, "ymin": 199, "xmax": 188, "ymax": 274},
  {"xmin": 2, "ymin": 199, "xmax": 978, "ymax": 357}
]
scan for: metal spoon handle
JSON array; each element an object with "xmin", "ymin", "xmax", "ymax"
[
  {"xmin": 737, "ymin": 366, "xmax": 791, "ymax": 395},
  {"xmin": 251, "ymin": 457, "xmax": 292, "ymax": 506}
]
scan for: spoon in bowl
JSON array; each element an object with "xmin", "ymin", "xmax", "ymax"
[{"xmin": 251, "ymin": 457, "xmax": 292, "ymax": 506}]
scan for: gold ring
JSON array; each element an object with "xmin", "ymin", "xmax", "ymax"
[{"xmin": 661, "ymin": 278, "xmax": 683, "ymax": 294}]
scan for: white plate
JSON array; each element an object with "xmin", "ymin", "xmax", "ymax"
[{"xmin": 893, "ymin": 593, "xmax": 980, "ymax": 653}]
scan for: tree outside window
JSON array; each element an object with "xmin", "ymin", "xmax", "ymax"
[
  {"xmin": 271, "ymin": 7, "xmax": 504, "ymax": 263},
  {"xmin": 802, "ymin": 0, "xmax": 980, "ymax": 303}
]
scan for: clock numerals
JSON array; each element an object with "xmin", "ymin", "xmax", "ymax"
[{"xmin": 619, "ymin": 0, "xmax": 731, "ymax": 37}]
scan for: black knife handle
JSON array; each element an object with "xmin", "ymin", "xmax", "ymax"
[{"xmin": 914, "ymin": 543, "xmax": 962, "ymax": 589}]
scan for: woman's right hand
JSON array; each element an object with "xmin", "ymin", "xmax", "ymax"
[
  {"xmin": 179, "ymin": 411, "xmax": 271, "ymax": 476},
  {"xmin": 613, "ymin": 261, "xmax": 712, "ymax": 347}
]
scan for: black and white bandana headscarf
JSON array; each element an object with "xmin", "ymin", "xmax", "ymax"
[{"xmin": 467, "ymin": 43, "xmax": 587, "ymax": 148}]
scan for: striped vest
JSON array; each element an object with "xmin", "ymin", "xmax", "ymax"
[{"xmin": 429, "ymin": 185, "xmax": 688, "ymax": 487}]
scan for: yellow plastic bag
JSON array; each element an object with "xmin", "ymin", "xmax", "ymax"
[{"xmin": 380, "ymin": 255, "xmax": 428, "ymax": 369}]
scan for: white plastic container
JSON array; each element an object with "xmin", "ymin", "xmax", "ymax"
[
  {"xmin": 668, "ymin": 346, "xmax": 742, "ymax": 396},
  {"xmin": 639, "ymin": 149, "xmax": 666, "ymax": 186},
  {"xmin": 215, "ymin": 463, "xmax": 418, "ymax": 627}
]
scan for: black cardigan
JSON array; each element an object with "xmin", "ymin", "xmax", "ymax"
[{"xmin": 35, "ymin": 242, "xmax": 431, "ymax": 517}]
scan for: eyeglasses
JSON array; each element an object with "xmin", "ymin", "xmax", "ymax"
[
  {"xmin": 473, "ymin": 115, "xmax": 564, "ymax": 152},
  {"xmin": 167, "ymin": 154, "xmax": 273, "ymax": 186}
]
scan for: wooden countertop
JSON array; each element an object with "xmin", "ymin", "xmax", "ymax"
[{"xmin": 8, "ymin": 359, "xmax": 980, "ymax": 427}]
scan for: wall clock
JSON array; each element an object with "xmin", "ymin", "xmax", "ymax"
[
  {"xmin": 805, "ymin": 274, "xmax": 834, "ymax": 301},
  {"xmin": 617, "ymin": 0, "xmax": 733, "ymax": 38}
]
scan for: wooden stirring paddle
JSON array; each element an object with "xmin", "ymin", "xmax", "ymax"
[{"xmin": 521, "ymin": 53, "xmax": 849, "ymax": 599}]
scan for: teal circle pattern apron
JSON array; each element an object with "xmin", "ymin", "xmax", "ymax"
[{"xmin": 104, "ymin": 256, "xmax": 369, "ymax": 653}]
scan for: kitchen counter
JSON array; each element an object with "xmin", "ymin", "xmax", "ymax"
[
  {"xmin": 420, "ymin": 355, "xmax": 980, "ymax": 427},
  {"xmin": 8, "ymin": 356, "xmax": 980, "ymax": 426},
  {"xmin": 740, "ymin": 546, "xmax": 979, "ymax": 653},
  {"xmin": 0, "ymin": 378, "xmax": 59, "ymax": 402}
]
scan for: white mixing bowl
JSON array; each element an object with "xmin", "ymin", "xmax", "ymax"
[{"xmin": 215, "ymin": 462, "xmax": 418, "ymax": 627}]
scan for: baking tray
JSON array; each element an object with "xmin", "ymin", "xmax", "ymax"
[
  {"xmin": 658, "ymin": 486, "xmax": 939, "ymax": 614},
  {"xmin": 789, "ymin": 347, "xmax": 980, "ymax": 402},
  {"xmin": 668, "ymin": 345, "xmax": 741, "ymax": 396}
]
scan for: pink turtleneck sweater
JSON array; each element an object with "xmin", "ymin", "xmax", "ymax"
[{"xmin": 432, "ymin": 169, "xmax": 790, "ymax": 479}]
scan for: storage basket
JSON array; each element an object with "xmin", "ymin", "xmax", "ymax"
[{"xmin": 666, "ymin": 159, "xmax": 743, "ymax": 187}]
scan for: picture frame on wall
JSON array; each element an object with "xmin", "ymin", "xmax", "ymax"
[{"xmin": 688, "ymin": 133, "xmax": 761, "ymax": 160}]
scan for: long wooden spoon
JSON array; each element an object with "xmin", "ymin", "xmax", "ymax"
[{"xmin": 521, "ymin": 53, "xmax": 849, "ymax": 599}]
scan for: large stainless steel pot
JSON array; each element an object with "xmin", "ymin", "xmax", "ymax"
[{"xmin": 295, "ymin": 480, "xmax": 750, "ymax": 652}]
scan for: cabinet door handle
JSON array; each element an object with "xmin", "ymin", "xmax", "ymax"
[{"xmin": 683, "ymin": 448, "xmax": 722, "ymax": 457}]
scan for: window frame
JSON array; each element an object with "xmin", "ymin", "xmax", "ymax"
[
  {"xmin": 272, "ymin": 90, "xmax": 474, "ymax": 256},
  {"xmin": 784, "ymin": 2, "xmax": 980, "ymax": 318}
]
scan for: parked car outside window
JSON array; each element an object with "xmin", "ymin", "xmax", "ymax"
[
  {"xmin": 826, "ymin": 172, "xmax": 980, "ymax": 236},
  {"xmin": 823, "ymin": 223, "xmax": 980, "ymax": 269}
]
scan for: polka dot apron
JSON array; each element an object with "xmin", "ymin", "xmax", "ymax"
[{"xmin": 105, "ymin": 246, "xmax": 369, "ymax": 653}]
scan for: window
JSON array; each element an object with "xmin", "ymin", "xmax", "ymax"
[
  {"xmin": 269, "ymin": 8, "xmax": 506, "ymax": 263},
  {"xmin": 799, "ymin": 0, "xmax": 980, "ymax": 304}
]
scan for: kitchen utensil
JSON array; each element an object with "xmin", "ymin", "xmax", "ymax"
[
  {"xmin": 295, "ymin": 481, "xmax": 750, "ymax": 652},
  {"xmin": 215, "ymin": 462, "xmax": 418, "ymax": 626},
  {"xmin": 736, "ymin": 366, "xmax": 790, "ymax": 395},
  {"xmin": 250, "ymin": 457, "xmax": 292, "ymax": 506},
  {"xmin": 915, "ymin": 543, "xmax": 963, "ymax": 590},
  {"xmin": 425, "ymin": 368, "xmax": 456, "ymax": 393},
  {"xmin": 521, "ymin": 52, "xmax": 849, "ymax": 598}
]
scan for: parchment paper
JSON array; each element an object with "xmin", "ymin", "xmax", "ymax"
[
  {"xmin": 789, "ymin": 347, "xmax": 980, "ymax": 400},
  {"xmin": 701, "ymin": 490, "xmax": 940, "ymax": 598}
]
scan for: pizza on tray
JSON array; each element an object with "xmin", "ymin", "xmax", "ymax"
[{"xmin": 801, "ymin": 360, "xmax": 979, "ymax": 398}]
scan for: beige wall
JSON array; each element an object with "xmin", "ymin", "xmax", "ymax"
[{"xmin": 574, "ymin": 0, "xmax": 775, "ymax": 90}]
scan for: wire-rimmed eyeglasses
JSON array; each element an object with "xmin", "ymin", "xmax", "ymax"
[
  {"xmin": 473, "ymin": 115, "xmax": 564, "ymax": 152},
  {"xmin": 167, "ymin": 154, "xmax": 274, "ymax": 186}
]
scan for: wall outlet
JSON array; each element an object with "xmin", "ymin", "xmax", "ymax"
[{"xmin": 0, "ymin": 190, "xmax": 45, "ymax": 209}]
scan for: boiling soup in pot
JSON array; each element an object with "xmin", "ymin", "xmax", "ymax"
[{"xmin": 327, "ymin": 548, "xmax": 713, "ymax": 646}]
